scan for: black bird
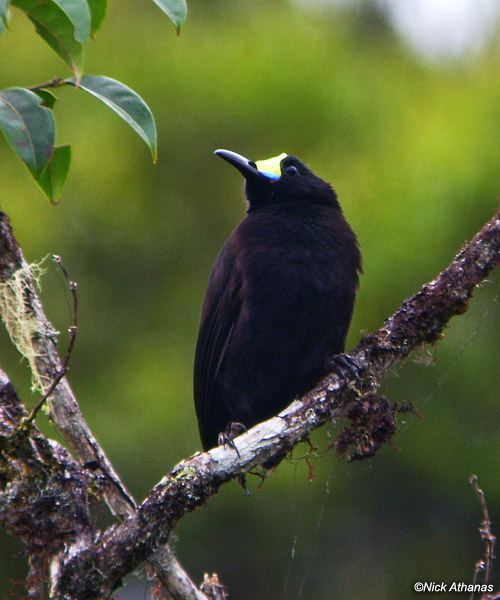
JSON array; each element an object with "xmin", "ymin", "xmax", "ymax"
[{"xmin": 194, "ymin": 149, "xmax": 361, "ymax": 452}]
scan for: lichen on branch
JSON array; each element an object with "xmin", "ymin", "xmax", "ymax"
[{"xmin": 0, "ymin": 258, "xmax": 55, "ymax": 393}]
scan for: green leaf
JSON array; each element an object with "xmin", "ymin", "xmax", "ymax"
[
  {"xmin": 69, "ymin": 75, "xmax": 157, "ymax": 161},
  {"xmin": 0, "ymin": 0, "xmax": 9, "ymax": 32},
  {"xmin": 151, "ymin": 0, "xmax": 187, "ymax": 33},
  {"xmin": 0, "ymin": 87, "xmax": 54, "ymax": 176},
  {"xmin": 36, "ymin": 144, "xmax": 71, "ymax": 201},
  {"xmin": 87, "ymin": 0, "xmax": 106, "ymax": 35},
  {"xmin": 52, "ymin": 0, "xmax": 91, "ymax": 43},
  {"xmin": 11, "ymin": 0, "xmax": 84, "ymax": 76},
  {"xmin": 34, "ymin": 89, "xmax": 58, "ymax": 109}
]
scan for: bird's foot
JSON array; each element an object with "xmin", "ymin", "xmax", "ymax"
[
  {"xmin": 218, "ymin": 421, "xmax": 247, "ymax": 457},
  {"xmin": 326, "ymin": 353, "xmax": 365, "ymax": 390}
]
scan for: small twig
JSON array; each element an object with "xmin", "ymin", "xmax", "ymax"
[
  {"xmin": 305, "ymin": 438, "xmax": 318, "ymax": 481},
  {"xmin": 200, "ymin": 573, "xmax": 228, "ymax": 600},
  {"xmin": 24, "ymin": 256, "xmax": 78, "ymax": 426},
  {"xmin": 28, "ymin": 78, "xmax": 71, "ymax": 92},
  {"xmin": 469, "ymin": 475, "xmax": 496, "ymax": 599},
  {"xmin": 53, "ymin": 256, "xmax": 79, "ymax": 369}
]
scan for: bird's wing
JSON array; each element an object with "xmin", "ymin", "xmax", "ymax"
[{"xmin": 194, "ymin": 251, "xmax": 241, "ymax": 449}]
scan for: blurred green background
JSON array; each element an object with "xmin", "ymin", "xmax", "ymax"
[{"xmin": 0, "ymin": 1, "xmax": 499, "ymax": 598}]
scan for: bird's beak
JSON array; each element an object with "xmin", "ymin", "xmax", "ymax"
[{"xmin": 214, "ymin": 149, "xmax": 280, "ymax": 181}]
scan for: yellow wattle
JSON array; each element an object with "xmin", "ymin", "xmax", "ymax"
[{"xmin": 255, "ymin": 152, "xmax": 287, "ymax": 177}]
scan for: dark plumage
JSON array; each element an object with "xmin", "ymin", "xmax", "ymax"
[{"xmin": 194, "ymin": 149, "xmax": 361, "ymax": 451}]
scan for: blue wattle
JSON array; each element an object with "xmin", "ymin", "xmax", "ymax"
[{"xmin": 260, "ymin": 171, "xmax": 280, "ymax": 181}]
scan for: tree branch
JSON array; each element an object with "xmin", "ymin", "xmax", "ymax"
[
  {"xmin": 51, "ymin": 211, "xmax": 499, "ymax": 598},
  {"xmin": 24, "ymin": 255, "xmax": 78, "ymax": 426},
  {"xmin": 0, "ymin": 368, "xmax": 93, "ymax": 599},
  {"xmin": 0, "ymin": 212, "xmax": 134, "ymax": 516},
  {"xmin": 0, "ymin": 213, "xmax": 208, "ymax": 599}
]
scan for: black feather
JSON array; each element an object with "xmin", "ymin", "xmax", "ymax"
[{"xmin": 194, "ymin": 151, "xmax": 361, "ymax": 451}]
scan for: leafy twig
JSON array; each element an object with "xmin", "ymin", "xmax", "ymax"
[{"xmin": 27, "ymin": 78, "xmax": 70, "ymax": 92}]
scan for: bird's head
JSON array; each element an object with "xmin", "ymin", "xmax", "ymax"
[{"xmin": 215, "ymin": 149, "xmax": 340, "ymax": 212}]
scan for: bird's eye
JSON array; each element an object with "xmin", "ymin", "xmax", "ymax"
[{"xmin": 284, "ymin": 165, "xmax": 298, "ymax": 176}]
